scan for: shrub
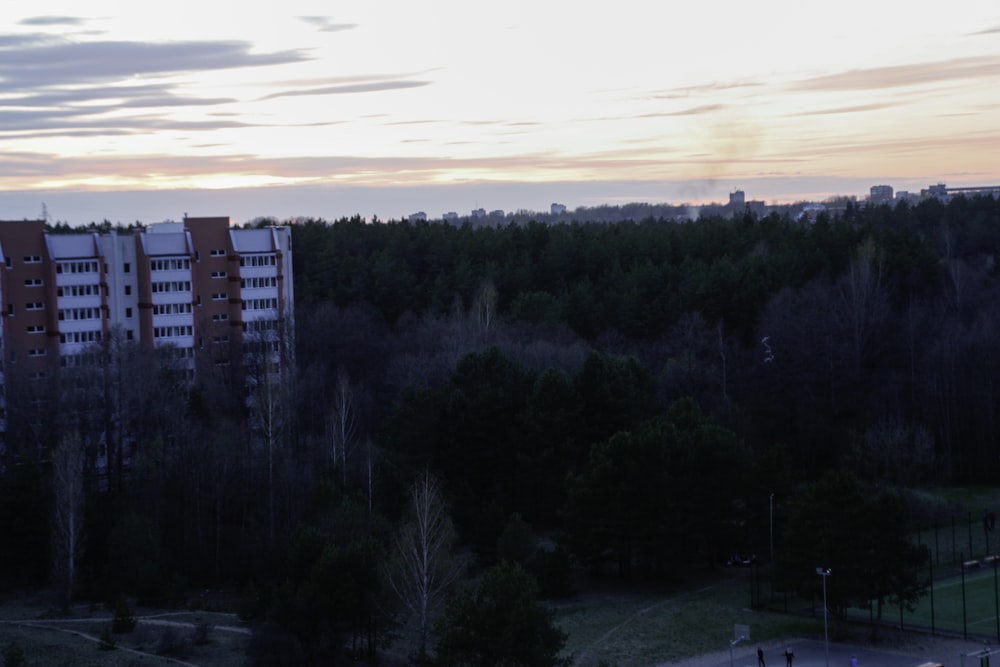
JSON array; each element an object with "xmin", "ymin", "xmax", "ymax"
[
  {"xmin": 2, "ymin": 640, "xmax": 25, "ymax": 667},
  {"xmin": 192, "ymin": 621, "xmax": 213, "ymax": 646},
  {"xmin": 238, "ymin": 581, "xmax": 265, "ymax": 621},
  {"xmin": 112, "ymin": 595, "xmax": 136, "ymax": 633},
  {"xmin": 156, "ymin": 627, "xmax": 187, "ymax": 655},
  {"xmin": 98, "ymin": 624, "xmax": 116, "ymax": 651}
]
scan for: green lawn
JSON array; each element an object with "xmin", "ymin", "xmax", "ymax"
[
  {"xmin": 899, "ymin": 565, "xmax": 1000, "ymax": 639},
  {"xmin": 554, "ymin": 573, "xmax": 823, "ymax": 667},
  {"xmin": 0, "ymin": 602, "xmax": 250, "ymax": 667}
]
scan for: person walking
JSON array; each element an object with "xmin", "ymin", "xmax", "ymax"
[
  {"xmin": 757, "ymin": 647, "xmax": 765, "ymax": 667},
  {"xmin": 783, "ymin": 648, "xmax": 794, "ymax": 667}
]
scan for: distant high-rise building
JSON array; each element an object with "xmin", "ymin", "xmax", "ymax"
[
  {"xmin": 729, "ymin": 190, "xmax": 746, "ymax": 207},
  {"xmin": 550, "ymin": 203, "xmax": 566, "ymax": 215},
  {"xmin": 869, "ymin": 185, "xmax": 894, "ymax": 205},
  {"xmin": 921, "ymin": 183, "xmax": 950, "ymax": 202}
]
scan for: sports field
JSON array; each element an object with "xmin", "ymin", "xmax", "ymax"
[{"xmin": 848, "ymin": 563, "xmax": 1000, "ymax": 640}]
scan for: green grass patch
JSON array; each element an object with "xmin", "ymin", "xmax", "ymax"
[
  {"xmin": 554, "ymin": 575, "xmax": 824, "ymax": 667},
  {"xmin": 0, "ymin": 605, "xmax": 249, "ymax": 667},
  {"xmin": 898, "ymin": 565, "xmax": 1000, "ymax": 638}
]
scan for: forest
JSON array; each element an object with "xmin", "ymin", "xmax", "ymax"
[{"xmin": 2, "ymin": 195, "xmax": 1000, "ymax": 664}]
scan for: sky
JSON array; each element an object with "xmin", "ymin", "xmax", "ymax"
[{"xmin": 2, "ymin": 1, "xmax": 999, "ymax": 225}]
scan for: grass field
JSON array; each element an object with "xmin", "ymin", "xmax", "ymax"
[
  {"xmin": 901, "ymin": 565, "xmax": 1000, "ymax": 639},
  {"xmin": 0, "ymin": 598, "xmax": 250, "ymax": 667},
  {"xmin": 554, "ymin": 572, "xmax": 823, "ymax": 667},
  {"xmin": 909, "ymin": 486, "xmax": 1000, "ymax": 568}
]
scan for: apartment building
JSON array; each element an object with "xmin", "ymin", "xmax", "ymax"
[{"xmin": 0, "ymin": 216, "xmax": 294, "ymax": 436}]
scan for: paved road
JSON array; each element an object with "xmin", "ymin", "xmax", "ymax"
[{"xmin": 717, "ymin": 639, "xmax": 950, "ymax": 667}]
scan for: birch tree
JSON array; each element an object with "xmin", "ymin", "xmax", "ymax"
[
  {"xmin": 330, "ymin": 369, "xmax": 357, "ymax": 484},
  {"xmin": 839, "ymin": 237, "xmax": 889, "ymax": 376},
  {"xmin": 387, "ymin": 471, "xmax": 465, "ymax": 659},
  {"xmin": 246, "ymin": 322, "xmax": 290, "ymax": 545},
  {"xmin": 51, "ymin": 432, "xmax": 85, "ymax": 609}
]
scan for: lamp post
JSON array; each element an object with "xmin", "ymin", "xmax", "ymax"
[
  {"xmin": 816, "ymin": 567, "xmax": 831, "ymax": 667},
  {"xmin": 769, "ymin": 493, "xmax": 774, "ymax": 564}
]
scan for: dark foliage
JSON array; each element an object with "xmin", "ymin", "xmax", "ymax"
[
  {"xmin": 432, "ymin": 561, "xmax": 569, "ymax": 667},
  {"xmin": 3, "ymin": 196, "xmax": 1000, "ymax": 662}
]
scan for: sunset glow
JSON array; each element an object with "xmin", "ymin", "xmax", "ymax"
[{"xmin": 2, "ymin": 1, "xmax": 999, "ymax": 223}]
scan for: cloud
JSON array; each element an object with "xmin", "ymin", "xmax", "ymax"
[
  {"xmin": 792, "ymin": 101, "xmax": 901, "ymax": 116},
  {"xmin": 651, "ymin": 80, "xmax": 764, "ymax": 100},
  {"xmin": 3, "ymin": 83, "xmax": 235, "ymax": 109},
  {"xmin": 0, "ymin": 34, "xmax": 307, "ymax": 89},
  {"xmin": 639, "ymin": 104, "xmax": 726, "ymax": 118},
  {"xmin": 790, "ymin": 55, "xmax": 1000, "ymax": 92},
  {"xmin": 298, "ymin": 16, "xmax": 359, "ymax": 33},
  {"xmin": 19, "ymin": 16, "xmax": 86, "ymax": 27},
  {"xmin": 0, "ymin": 31, "xmax": 314, "ymax": 142},
  {"xmin": 261, "ymin": 79, "xmax": 431, "ymax": 99}
]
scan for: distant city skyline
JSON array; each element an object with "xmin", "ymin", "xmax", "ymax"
[{"xmin": 2, "ymin": 1, "xmax": 999, "ymax": 225}]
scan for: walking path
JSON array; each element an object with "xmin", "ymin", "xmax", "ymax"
[{"xmin": 661, "ymin": 636, "xmax": 992, "ymax": 667}]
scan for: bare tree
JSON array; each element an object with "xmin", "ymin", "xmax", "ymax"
[
  {"xmin": 473, "ymin": 278, "xmax": 498, "ymax": 333},
  {"xmin": 387, "ymin": 470, "xmax": 465, "ymax": 659},
  {"xmin": 246, "ymin": 322, "xmax": 291, "ymax": 545},
  {"xmin": 330, "ymin": 369, "xmax": 357, "ymax": 484},
  {"xmin": 839, "ymin": 237, "xmax": 889, "ymax": 376},
  {"xmin": 364, "ymin": 438, "xmax": 377, "ymax": 521},
  {"xmin": 51, "ymin": 432, "xmax": 85, "ymax": 609}
]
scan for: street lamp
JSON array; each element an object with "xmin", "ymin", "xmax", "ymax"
[
  {"xmin": 816, "ymin": 567, "xmax": 831, "ymax": 667},
  {"xmin": 769, "ymin": 493, "xmax": 774, "ymax": 564}
]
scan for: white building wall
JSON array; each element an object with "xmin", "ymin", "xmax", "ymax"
[
  {"xmin": 100, "ymin": 231, "xmax": 139, "ymax": 342},
  {"xmin": 149, "ymin": 255, "xmax": 195, "ymax": 353}
]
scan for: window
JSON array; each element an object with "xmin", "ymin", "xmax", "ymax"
[
  {"xmin": 57, "ymin": 307, "xmax": 99, "ymax": 321},
  {"xmin": 126, "ymin": 330, "xmax": 134, "ymax": 341},
  {"xmin": 25, "ymin": 302, "xmax": 43, "ymax": 310},
  {"xmin": 212, "ymin": 313, "xmax": 229, "ymax": 322},
  {"xmin": 211, "ymin": 292, "xmax": 227, "ymax": 300},
  {"xmin": 242, "ymin": 298, "xmax": 278, "ymax": 311},
  {"xmin": 211, "ymin": 271, "xmax": 227, "ymax": 279},
  {"xmin": 56, "ymin": 285, "xmax": 99, "ymax": 297},
  {"xmin": 58, "ymin": 331, "xmax": 102, "ymax": 344},
  {"xmin": 26, "ymin": 324, "xmax": 45, "ymax": 334},
  {"xmin": 150, "ymin": 258, "xmax": 191, "ymax": 271},
  {"xmin": 151, "ymin": 302, "xmax": 192, "ymax": 315},
  {"xmin": 239, "ymin": 254, "xmax": 276, "ymax": 267},
  {"xmin": 151, "ymin": 280, "xmax": 191, "ymax": 293},
  {"xmin": 153, "ymin": 324, "xmax": 193, "ymax": 338},
  {"xmin": 28, "ymin": 348, "xmax": 46, "ymax": 357},
  {"xmin": 55, "ymin": 260, "xmax": 99, "ymax": 274},
  {"xmin": 123, "ymin": 262, "xmax": 131, "ymax": 273},
  {"xmin": 23, "ymin": 255, "xmax": 41, "ymax": 264},
  {"xmin": 23, "ymin": 278, "xmax": 42, "ymax": 287},
  {"xmin": 125, "ymin": 307, "xmax": 133, "ymax": 318},
  {"xmin": 240, "ymin": 276, "xmax": 278, "ymax": 289},
  {"xmin": 124, "ymin": 285, "xmax": 132, "ymax": 296},
  {"xmin": 210, "ymin": 249, "xmax": 226, "ymax": 257}
]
